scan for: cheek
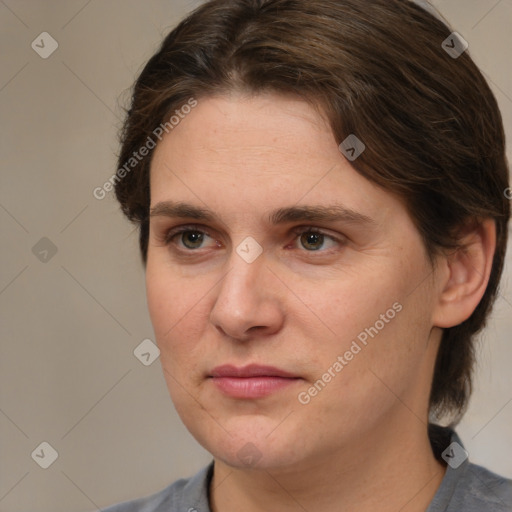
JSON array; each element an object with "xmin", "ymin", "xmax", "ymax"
[
  {"xmin": 146, "ymin": 271, "xmax": 203, "ymax": 412},
  {"xmin": 299, "ymin": 264, "xmax": 406, "ymax": 342},
  {"xmin": 302, "ymin": 256, "xmax": 432, "ymax": 377},
  {"xmin": 146, "ymin": 264, "xmax": 172, "ymax": 336},
  {"xmin": 146, "ymin": 262, "xmax": 210, "ymax": 369},
  {"xmin": 146, "ymin": 256, "xmax": 196, "ymax": 334},
  {"xmin": 146, "ymin": 262, "xmax": 190, "ymax": 363}
]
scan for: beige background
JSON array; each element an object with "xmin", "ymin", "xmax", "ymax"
[{"xmin": 0, "ymin": 1, "xmax": 511, "ymax": 511}]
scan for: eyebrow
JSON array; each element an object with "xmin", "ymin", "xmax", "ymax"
[{"xmin": 150, "ymin": 201, "xmax": 375, "ymax": 226}]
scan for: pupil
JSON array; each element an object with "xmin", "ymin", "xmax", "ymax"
[
  {"xmin": 183, "ymin": 231, "xmax": 203, "ymax": 248},
  {"xmin": 302, "ymin": 232, "xmax": 323, "ymax": 250}
]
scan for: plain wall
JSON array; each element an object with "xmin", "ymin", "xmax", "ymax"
[{"xmin": 0, "ymin": 1, "xmax": 510, "ymax": 510}]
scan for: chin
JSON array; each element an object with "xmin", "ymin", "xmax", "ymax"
[
  {"xmin": 187, "ymin": 416, "xmax": 310, "ymax": 470},
  {"xmin": 213, "ymin": 440, "xmax": 306, "ymax": 471}
]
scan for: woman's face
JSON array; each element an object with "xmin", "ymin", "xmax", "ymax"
[{"xmin": 146, "ymin": 92, "xmax": 442, "ymax": 471}]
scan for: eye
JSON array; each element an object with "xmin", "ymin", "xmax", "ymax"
[
  {"xmin": 164, "ymin": 226, "xmax": 219, "ymax": 251},
  {"xmin": 179, "ymin": 230, "xmax": 207, "ymax": 250},
  {"xmin": 292, "ymin": 228, "xmax": 343, "ymax": 252},
  {"xmin": 161, "ymin": 225, "xmax": 344, "ymax": 254}
]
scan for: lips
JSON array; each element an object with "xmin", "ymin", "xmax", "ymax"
[
  {"xmin": 210, "ymin": 364, "xmax": 296, "ymax": 378},
  {"xmin": 209, "ymin": 364, "xmax": 300, "ymax": 398}
]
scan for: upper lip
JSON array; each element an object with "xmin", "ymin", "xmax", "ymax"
[{"xmin": 209, "ymin": 364, "xmax": 297, "ymax": 378}]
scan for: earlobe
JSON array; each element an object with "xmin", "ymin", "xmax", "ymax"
[{"xmin": 432, "ymin": 218, "xmax": 496, "ymax": 329}]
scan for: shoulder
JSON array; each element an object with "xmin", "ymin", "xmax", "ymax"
[
  {"xmin": 428, "ymin": 426, "xmax": 512, "ymax": 512},
  {"xmin": 100, "ymin": 463, "xmax": 213, "ymax": 512},
  {"xmin": 446, "ymin": 462, "xmax": 512, "ymax": 511}
]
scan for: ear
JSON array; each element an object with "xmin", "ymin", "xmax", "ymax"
[{"xmin": 432, "ymin": 218, "xmax": 496, "ymax": 328}]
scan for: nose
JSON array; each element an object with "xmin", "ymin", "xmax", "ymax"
[{"xmin": 209, "ymin": 249, "xmax": 285, "ymax": 341}]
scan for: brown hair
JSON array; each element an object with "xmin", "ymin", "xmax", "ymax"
[{"xmin": 114, "ymin": 0, "xmax": 510, "ymax": 423}]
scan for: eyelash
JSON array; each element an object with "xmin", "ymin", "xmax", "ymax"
[{"xmin": 161, "ymin": 224, "xmax": 345, "ymax": 254}]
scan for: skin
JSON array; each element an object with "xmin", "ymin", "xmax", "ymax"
[{"xmin": 146, "ymin": 92, "xmax": 495, "ymax": 512}]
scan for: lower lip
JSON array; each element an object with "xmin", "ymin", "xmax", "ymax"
[{"xmin": 210, "ymin": 376, "xmax": 299, "ymax": 399}]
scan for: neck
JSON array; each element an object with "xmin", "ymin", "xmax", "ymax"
[{"xmin": 209, "ymin": 415, "xmax": 446, "ymax": 512}]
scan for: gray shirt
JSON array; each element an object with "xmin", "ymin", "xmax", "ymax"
[{"xmin": 102, "ymin": 430, "xmax": 512, "ymax": 511}]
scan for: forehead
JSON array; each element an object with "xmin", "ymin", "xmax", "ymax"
[
  {"xmin": 151, "ymin": 92, "xmax": 334, "ymax": 171},
  {"xmin": 148, "ymin": 93, "xmax": 404, "ymax": 227}
]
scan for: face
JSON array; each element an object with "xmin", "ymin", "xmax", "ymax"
[{"xmin": 146, "ymin": 92, "xmax": 442, "ymax": 471}]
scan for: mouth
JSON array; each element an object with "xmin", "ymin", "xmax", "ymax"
[{"xmin": 208, "ymin": 364, "xmax": 301, "ymax": 399}]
